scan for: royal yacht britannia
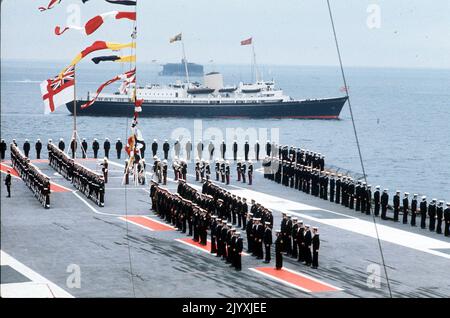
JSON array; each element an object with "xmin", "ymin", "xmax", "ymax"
[{"xmin": 67, "ymin": 71, "xmax": 347, "ymax": 118}]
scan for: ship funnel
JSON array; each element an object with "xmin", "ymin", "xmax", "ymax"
[{"xmin": 204, "ymin": 72, "xmax": 224, "ymax": 92}]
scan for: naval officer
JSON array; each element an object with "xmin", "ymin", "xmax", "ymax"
[
  {"xmin": 244, "ymin": 141, "xmax": 250, "ymax": 161},
  {"xmin": 436, "ymin": 201, "xmax": 444, "ymax": 234},
  {"xmin": 23, "ymin": 139, "xmax": 31, "ymax": 157},
  {"xmin": 185, "ymin": 140, "xmax": 192, "ymax": 161},
  {"xmin": 393, "ymin": 190, "xmax": 400, "ymax": 221},
  {"xmin": 70, "ymin": 137, "xmax": 77, "ymax": 159},
  {"xmin": 4, "ymin": 170, "xmax": 12, "ymax": 197},
  {"xmin": 420, "ymin": 196, "xmax": 427, "ymax": 229},
  {"xmin": 255, "ymin": 140, "xmax": 260, "ymax": 161},
  {"xmin": 81, "ymin": 138, "xmax": 88, "ymax": 158},
  {"xmin": 35, "ymin": 139, "xmax": 42, "ymax": 159},
  {"xmin": 263, "ymin": 222, "xmax": 272, "ymax": 263},
  {"xmin": 312, "ymin": 227, "xmax": 320, "ymax": 269},
  {"xmin": 232, "ymin": 140, "xmax": 238, "ymax": 161},
  {"xmin": 208, "ymin": 141, "xmax": 214, "ymax": 160},
  {"xmin": 151, "ymin": 139, "xmax": 158, "ymax": 157},
  {"xmin": 58, "ymin": 138, "xmax": 65, "ymax": 151},
  {"xmin": 163, "ymin": 139, "xmax": 170, "ymax": 160},
  {"xmin": 381, "ymin": 189, "xmax": 389, "ymax": 220},
  {"xmin": 115, "ymin": 138, "xmax": 123, "ymax": 159},
  {"xmin": 103, "ymin": 138, "xmax": 110, "ymax": 158},
  {"xmin": 428, "ymin": 199, "xmax": 437, "ymax": 232},
  {"xmin": 92, "ymin": 138, "xmax": 99, "ymax": 158},
  {"xmin": 444, "ymin": 203, "xmax": 450, "ymax": 237},
  {"xmin": 402, "ymin": 192, "xmax": 409, "ymax": 224},
  {"xmin": 0, "ymin": 139, "xmax": 6, "ymax": 160},
  {"xmin": 410, "ymin": 194, "xmax": 418, "ymax": 226},
  {"xmin": 274, "ymin": 230, "xmax": 283, "ymax": 270},
  {"xmin": 220, "ymin": 140, "xmax": 226, "ymax": 160}
]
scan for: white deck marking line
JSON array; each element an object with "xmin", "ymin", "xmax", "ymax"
[
  {"xmin": 141, "ymin": 216, "xmax": 177, "ymax": 229},
  {"xmin": 282, "ymin": 267, "xmax": 344, "ymax": 291},
  {"xmin": 248, "ymin": 268, "xmax": 312, "ymax": 293},
  {"xmin": 72, "ymin": 191, "xmax": 128, "ymax": 217},
  {"xmin": 225, "ymin": 187, "xmax": 450, "ymax": 259},
  {"xmin": 118, "ymin": 216, "xmax": 155, "ymax": 231},
  {"xmin": 174, "ymin": 238, "xmax": 211, "ymax": 253},
  {"xmin": 1, "ymin": 250, "xmax": 73, "ymax": 298}
]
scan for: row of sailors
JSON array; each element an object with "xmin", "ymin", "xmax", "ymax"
[
  {"xmin": 0, "ymin": 138, "xmax": 128, "ymax": 160},
  {"xmin": 10, "ymin": 143, "xmax": 50, "ymax": 208},
  {"xmin": 151, "ymin": 183, "xmax": 246, "ymax": 270},
  {"xmin": 47, "ymin": 142, "xmax": 105, "ymax": 207},
  {"xmin": 1, "ymin": 138, "xmax": 325, "ymax": 170},
  {"xmin": 263, "ymin": 158, "xmax": 450, "ymax": 236}
]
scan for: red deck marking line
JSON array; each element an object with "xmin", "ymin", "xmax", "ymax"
[
  {"xmin": 175, "ymin": 237, "xmax": 249, "ymax": 256},
  {"xmin": 119, "ymin": 215, "xmax": 174, "ymax": 231},
  {"xmin": 249, "ymin": 267, "xmax": 342, "ymax": 293},
  {"xmin": 0, "ymin": 163, "xmax": 19, "ymax": 177},
  {"xmin": 1, "ymin": 163, "xmax": 71, "ymax": 192},
  {"xmin": 49, "ymin": 182, "xmax": 72, "ymax": 193},
  {"xmin": 175, "ymin": 237, "xmax": 212, "ymax": 253}
]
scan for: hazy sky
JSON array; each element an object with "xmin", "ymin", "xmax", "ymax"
[{"xmin": 1, "ymin": 0, "xmax": 449, "ymax": 68}]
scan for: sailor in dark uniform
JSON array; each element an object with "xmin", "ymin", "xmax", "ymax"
[
  {"xmin": 303, "ymin": 225, "xmax": 312, "ymax": 266},
  {"xmin": 329, "ymin": 173, "xmax": 336, "ymax": 202},
  {"xmin": 246, "ymin": 214, "xmax": 253, "ymax": 253},
  {"xmin": 151, "ymin": 139, "xmax": 158, "ymax": 157},
  {"xmin": 274, "ymin": 230, "xmax": 283, "ymax": 270},
  {"xmin": 335, "ymin": 174, "xmax": 341, "ymax": 204},
  {"xmin": 163, "ymin": 139, "xmax": 170, "ymax": 160},
  {"xmin": 444, "ymin": 203, "xmax": 450, "ymax": 237},
  {"xmin": 233, "ymin": 140, "xmax": 238, "ymax": 161},
  {"xmin": 207, "ymin": 141, "xmax": 214, "ymax": 160},
  {"xmin": 296, "ymin": 220, "xmax": 305, "ymax": 263},
  {"xmin": 428, "ymin": 199, "xmax": 437, "ymax": 231},
  {"xmin": 410, "ymin": 194, "xmax": 418, "ymax": 226},
  {"xmin": 162, "ymin": 160, "xmax": 168, "ymax": 185},
  {"xmin": 92, "ymin": 138, "xmax": 99, "ymax": 158},
  {"xmin": 248, "ymin": 160, "xmax": 253, "ymax": 185},
  {"xmin": 236, "ymin": 160, "xmax": 242, "ymax": 181},
  {"xmin": 103, "ymin": 138, "xmax": 110, "ymax": 158},
  {"xmin": 100, "ymin": 157, "xmax": 109, "ymax": 183},
  {"xmin": 35, "ymin": 139, "xmax": 42, "ymax": 159},
  {"xmin": 420, "ymin": 196, "xmax": 427, "ymax": 229},
  {"xmin": 205, "ymin": 160, "xmax": 211, "ymax": 181},
  {"xmin": 241, "ymin": 198, "xmax": 248, "ymax": 230},
  {"xmin": 436, "ymin": 201, "xmax": 444, "ymax": 234},
  {"xmin": 241, "ymin": 161, "xmax": 247, "ymax": 183},
  {"xmin": 58, "ymin": 138, "xmax": 65, "ymax": 151},
  {"xmin": 291, "ymin": 218, "xmax": 299, "ymax": 259},
  {"xmin": 312, "ymin": 227, "xmax": 320, "ymax": 269},
  {"xmin": 185, "ymin": 140, "xmax": 192, "ymax": 161},
  {"xmin": 115, "ymin": 138, "xmax": 123, "ymax": 159},
  {"xmin": 402, "ymin": 192, "xmax": 409, "ymax": 224},
  {"xmin": 234, "ymin": 231, "xmax": 243, "ymax": 271},
  {"xmin": 225, "ymin": 161, "xmax": 230, "ymax": 185},
  {"xmin": 381, "ymin": 189, "xmax": 389, "ymax": 220},
  {"xmin": 140, "ymin": 140, "xmax": 146, "ymax": 159},
  {"xmin": 220, "ymin": 140, "xmax": 226, "ymax": 160},
  {"xmin": 393, "ymin": 190, "xmax": 401, "ymax": 221},
  {"xmin": 265, "ymin": 140, "xmax": 271, "ymax": 157},
  {"xmin": 365, "ymin": 185, "xmax": 372, "ymax": 215},
  {"xmin": 255, "ymin": 140, "xmax": 260, "ymax": 161},
  {"xmin": 355, "ymin": 181, "xmax": 362, "ymax": 211},
  {"xmin": 285, "ymin": 215, "xmax": 293, "ymax": 256},
  {"xmin": 255, "ymin": 218, "xmax": 264, "ymax": 259},
  {"xmin": 0, "ymin": 139, "xmax": 6, "ymax": 160},
  {"xmin": 244, "ymin": 141, "xmax": 250, "ymax": 161},
  {"xmin": 81, "ymin": 138, "xmax": 88, "ymax": 158},
  {"xmin": 69, "ymin": 137, "xmax": 77, "ymax": 159},
  {"xmin": 263, "ymin": 222, "xmax": 272, "ymax": 263},
  {"xmin": 215, "ymin": 160, "xmax": 220, "ymax": 181},
  {"xmin": 4, "ymin": 170, "xmax": 12, "ymax": 197},
  {"xmin": 373, "ymin": 186, "xmax": 381, "ymax": 216},
  {"xmin": 196, "ymin": 140, "xmax": 203, "ymax": 160},
  {"xmin": 23, "ymin": 139, "xmax": 31, "ymax": 157}
]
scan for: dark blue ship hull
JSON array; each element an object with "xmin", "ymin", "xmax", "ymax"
[{"xmin": 66, "ymin": 96, "xmax": 347, "ymax": 119}]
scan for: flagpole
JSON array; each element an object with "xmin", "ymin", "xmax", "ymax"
[{"xmin": 181, "ymin": 37, "xmax": 190, "ymax": 85}]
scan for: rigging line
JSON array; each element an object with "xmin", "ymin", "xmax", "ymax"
[
  {"xmin": 122, "ymin": 0, "xmax": 139, "ymax": 299},
  {"xmin": 325, "ymin": 0, "xmax": 393, "ymax": 297}
]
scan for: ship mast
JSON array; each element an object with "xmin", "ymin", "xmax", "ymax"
[
  {"xmin": 252, "ymin": 38, "xmax": 260, "ymax": 83},
  {"xmin": 181, "ymin": 36, "xmax": 190, "ymax": 86}
]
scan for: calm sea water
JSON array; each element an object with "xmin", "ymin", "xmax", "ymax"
[{"xmin": 1, "ymin": 61, "xmax": 449, "ymax": 201}]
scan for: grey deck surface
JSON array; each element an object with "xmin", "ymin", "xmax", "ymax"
[{"xmin": 1, "ymin": 155, "xmax": 449, "ymax": 298}]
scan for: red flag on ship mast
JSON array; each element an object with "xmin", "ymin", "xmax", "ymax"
[{"xmin": 240, "ymin": 37, "xmax": 252, "ymax": 46}]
